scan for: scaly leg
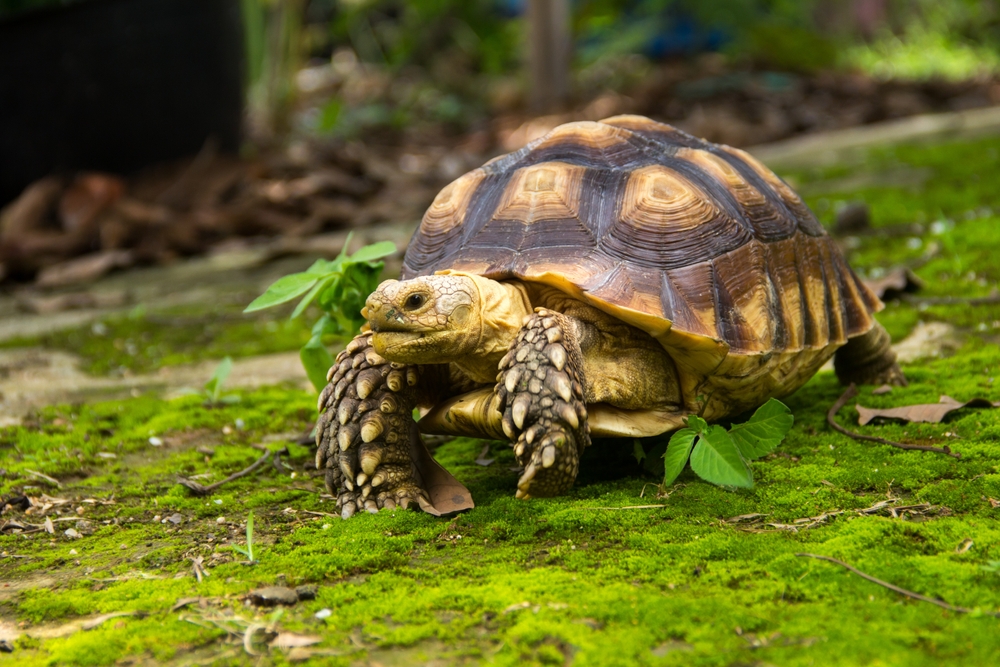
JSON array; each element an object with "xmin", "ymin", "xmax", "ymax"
[
  {"xmin": 834, "ymin": 320, "xmax": 907, "ymax": 387},
  {"xmin": 315, "ymin": 333, "xmax": 431, "ymax": 518},
  {"xmin": 495, "ymin": 309, "xmax": 590, "ymax": 498}
]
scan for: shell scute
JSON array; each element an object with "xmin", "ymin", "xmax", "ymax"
[{"xmin": 402, "ymin": 116, "xmax": 881, "ymax": 356}]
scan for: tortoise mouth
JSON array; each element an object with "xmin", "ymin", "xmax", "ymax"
[{"xmin": 371, "ymin": 331, "xmax": 431, "ymax": 359}]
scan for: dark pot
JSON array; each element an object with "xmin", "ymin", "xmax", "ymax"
[{"xmin": 0, "ymin": 0, "xmax": 244, "ymax": 206}]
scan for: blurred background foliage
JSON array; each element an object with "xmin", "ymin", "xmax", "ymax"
[
  {"xmin": 3, "ymin": 0, "xmax": 1000, "ymax": 142},
  {"xmin": 238, "ymin": 0, "xmax": 1000, "ymax": 142}
]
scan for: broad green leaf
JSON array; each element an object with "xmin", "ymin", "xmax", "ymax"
[
  {"xmin": 663, "ymin": 428, "xmax": 698, "ymax": 486},
  {"xmin": 310, "ymin": 314, "xmax": 338, "ymax": 338},
  {"xmin": 729, "ymin": 398, "xmax": 794, "ymax": 460},
  {"xmin": 301, "ymin": 336, "xmax": 336, "ymax": 392},
  {"xmin": 304, "ymin": 258, "xmax": 340, "ymax": 275},
  {"xmin": 244, "ymin": 273, "xmax": 318, "ymax": 313},
  {"xmin": 204, "ymin": 357, "xmax": 233, "ymax": 400},
  {"xmin": 290, "ymin": 274, "xmax": 338, "ymax": 319},
  {"xmin": 686, "ymin": 414, "xmax": 708, "ymax": 433},
  {"xmin": 348, "ymin": 241, "xmax": 396, "ymax": 263},
  {"xmin": 689, "ymin": 425, "xmax": 753, "ymax": 488}
]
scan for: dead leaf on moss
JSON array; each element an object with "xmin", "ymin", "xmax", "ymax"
[
  {"xmin": 863, "ymin": 267, "xmax": 924, "ymax": 300},
  {"xmin": 856, "ymin": 395, "xmax": 1000, "ymax": 425}
]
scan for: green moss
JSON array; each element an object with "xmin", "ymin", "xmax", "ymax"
[
  {"xmin": 4, "ymin": 135, "xmax": 1000, "ymax": 665},
  {"xmin": 0, "ymin": 308, "xmax": 315, "ymax": 375}
]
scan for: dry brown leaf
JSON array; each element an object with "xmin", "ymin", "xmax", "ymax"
[
  {"xmin": 0, "ymin": 176, "xmax": 62, "ymax": 242},
  {"xmin": 863, "ymin": 267, "xmax": 924, "ymax": 300},
  {"xmin": 59, "ymin": 173, "xmax": 124, "ymax": 236},
  {"xmin": 270, "ymin": 632, "xmax": 322, "ymax": 649},
  {"xmin": 35, "ymin": 250, "xmax": 134, "ymax": 288},
  {"xmin": 856, "ymin": 395, "xmax": 1000, "ymax": 425}
]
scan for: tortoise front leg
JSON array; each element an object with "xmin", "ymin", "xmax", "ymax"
[
  {"xmin": 316, "ymin": 333, "xmax": 431, "ymax": 518},
  {"xmin": 496, "ymin": 309, "xmax": 591, "ymax": 498}
]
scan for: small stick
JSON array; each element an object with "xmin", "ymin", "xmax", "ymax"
[
  {"xmin": 796, "ymin": 553, "xmax": 1000, "ymax": 617},
  {"xmin": 177, "ymin": 450, "xmax": 273, "ymax": 496},
  {"xmin": 902, "ymin": 292, "xmax": 1000, "ymax": 307},
  {"xmin": 588, "ymin": 504, "xmax": 669, "ymax": 510},
  {"xmin": 827, "ymin": 384, "xmax": 961, "ymax": 458}
]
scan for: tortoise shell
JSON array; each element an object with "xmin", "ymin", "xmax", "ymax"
[{"xmin": 401, "ymin": 115, "xmax": 881, "ymax": 410}]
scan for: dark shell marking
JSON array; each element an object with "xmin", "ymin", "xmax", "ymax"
[{"xmin": 402, "ymin": 115, "xmax": 880, "ymax": 355}]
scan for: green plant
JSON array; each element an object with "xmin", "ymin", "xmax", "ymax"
[
  {"xmin": 662, "ymin": 398, "xmax": 794, "ymax": 489},
  {"xmin": 193, "ymin": 357, "xmax": 240, "ymax": 407},
  {"xmin": 245, "ymin": 237, "xmax": 396, "ymax": 391},
  {"xmin": 230, "ymin": 511, "xmax": 257, "ymax": 564}
]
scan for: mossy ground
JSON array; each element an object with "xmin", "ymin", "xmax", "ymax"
[{"xmin": 3, "ymin": 136, "xmax": 1000, "ymax": 666}]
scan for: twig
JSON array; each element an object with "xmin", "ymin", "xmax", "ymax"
[
  {"xmin": 796, "ymin": 553, "xmax": 1000, "ymax": 617},
  {"xmin": 587, "ymin": 504, "xmax": 669, "ymax": 510},
  {"xmin": 24, "ymin": 469, "xmax": 61, "ymax": 487},
  {"xmin": 177, "ymin": 450, "xmax": 273, "ymax": 496},
  {"xmin": 901, "ymin": 291, "xmax": 1000, "ymax": 307},
  {"xmin": 827, "ymin": 384, "xmax": 961, "ymax": 458}
]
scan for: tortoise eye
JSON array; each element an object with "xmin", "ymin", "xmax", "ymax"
[{"xmin": 404, "ymin": 293, "xmax": 425, "ymax": 310}]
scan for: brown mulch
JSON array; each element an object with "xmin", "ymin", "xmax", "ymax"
[{"xmin": 0, "ymin": 140, "xmax": 450, "ymax": 289}]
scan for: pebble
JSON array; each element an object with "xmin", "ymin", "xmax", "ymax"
[
  {"xmin": 247, "ymin": 586, "xmax": 299, "ymax": 607},
  {"xmin": 315, "ymin": 608, "xmax": 332, "ymax": 619},
  {"xmin": 295, "ymin": 585, "xmax": 318, "ymax": 601},
  {"xmin": 148, "ymin": 437, "xmax": 163, "ymax": 447}
]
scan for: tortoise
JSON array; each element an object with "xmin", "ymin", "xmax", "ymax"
[{"xmin": 315, "ymin": 115, "xmax": 905, "ymax": 518}]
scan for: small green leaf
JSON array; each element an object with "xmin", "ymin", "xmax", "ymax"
[
  {"xmin": 304, "ymin": 258, "xmax": 340, "ymax": 275},
  {"xmin": 204, "ymin": 357, "xmax": 233, "ymax": 401},
  {"xmin": 689, "ymin": 425, "xmax": 753, "ymax": 488},
  {"xmin": 348, "ymin": 241, "xmax": 396, "ymax": 263},
  {"xmin": 244, "ymin": 273, "xmax": 318, "ymax": 313},
  {"xmin": 632, "ymin": 440, "xmax": 647, "ymax": 464},
  {"xmin": 729, "ymin": 398, "xmax": 794, "ymax": 460},
  {"xmin": 290, "ymin": 274, "xmax": 338, "ymax": 320},
  {"xmin": 686, "ymin": 414, "xmax": 708, "ymax": 433},
  {"xmin": 301, "ymin": 336, "xmax": 335, "ymax": 392},
  {"xmin": 246, "ymin": 511, "xmax": 255, "ymax": 562},
  {"xmin": 663, "ymin": 428, "xmax": 698, "ymax": 486},
  {"xmin": 310, "ymin": 314, "xmax": 338, "ymax": 338}
]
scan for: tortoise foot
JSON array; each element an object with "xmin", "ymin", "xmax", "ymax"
[
  {"xmin": 835, "ymin": 321, "xmax": 908, "ymax": 387},
  {"xmin": 496, "ymin": 309, "xmax": 590, "ymax": 498},
  {"xmin": 316, "ymin": 333, "xmax": 431, "ymax": 518},
  {"xmin": 334, "ymin": 470, "xmax": 432, "ymax": 519}
]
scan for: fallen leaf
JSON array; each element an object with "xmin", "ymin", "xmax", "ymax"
[
  {"xmin": 35, "ymin": 250, "xmax": 134, "ymax": 288},
  {"xmin": 856, "ymin": 395, "xmax": 1000, "ymax": 425},
  {"xmin": 474, "ymin": 443, "xmax": 494, "ymax": 467},
  {"xmin": 270, "ymin": 632, "xmax": 322, "ymax": 649},
  {"xmin": 863, "ymin": 267, "xmax": 924, "ymax": 300},
  {"xmin": 0, "ymin": 176, "xmax": 62, "ymax": 242},
  {"xmin": 892, "ymin": 321, "xmax": 961, "ymax": 363},
  {"xmin": 58, "ymin": 173, "xmax": 124, "ymax": 236}
]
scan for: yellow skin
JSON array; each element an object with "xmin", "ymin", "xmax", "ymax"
[{"xmin": 363, "ymin": 271, "xmax": 682, "ymax": 424}]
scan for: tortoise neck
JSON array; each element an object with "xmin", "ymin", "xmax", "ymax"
[{"xmin": 442, "ymin": 272, "xmax": 532, "ymax": 384}]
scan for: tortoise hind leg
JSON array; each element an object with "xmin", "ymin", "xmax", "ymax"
[
  {"xmin": 496, "ymin": 309, "xmax": 590, "ymax": 498},
  {"xmin": 834, "ymin": 321, "xmax": 907, "ymax": 386}
]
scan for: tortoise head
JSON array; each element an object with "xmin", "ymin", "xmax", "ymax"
[{"xmin": 363, "ymin": 274, "xmax": 482, "ymax": 364}]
